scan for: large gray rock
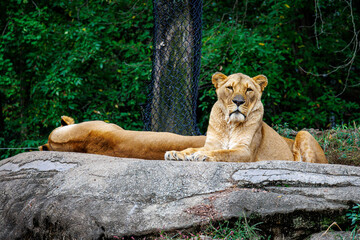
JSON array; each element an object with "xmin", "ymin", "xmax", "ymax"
[{"xmin": 0, "ymin": 152, "xmax": 359, "ymax": 239}]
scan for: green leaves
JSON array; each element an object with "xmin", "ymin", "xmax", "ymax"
[
  {"xmin": 0, "ymin": 0, "xmax": 153, "ymax": 158},
  {"xmin": 198, "ymin": 0, "xmax": 360, "ymax": 132},
  {"xmin": 346, "ymin": 204, "xmax": 360, "ymax": 226},
  {"xmin": 1, "ymin": 0, "xmax": 360, "ymax": 159}
]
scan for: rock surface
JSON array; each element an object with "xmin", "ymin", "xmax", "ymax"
[
  {"xmin": 0, "ymin": 151, "xmax": 359, "ymax": 239},
  {"xmin": 309, "ymin": 231, "xmax": 360, "ymax": 240}
]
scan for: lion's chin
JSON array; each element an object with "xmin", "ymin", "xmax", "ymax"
[{"xmin": 229, "ymin": 111, "xmax": 246, "ymax": 123}]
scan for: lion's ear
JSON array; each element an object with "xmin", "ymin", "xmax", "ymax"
[
  {"xmin": 61, "ymin": 116, "xmax": 75, "ymax": 126},
  {"xmin": 253, "ymin": 75, "xmax": 268, "ymax": 92},
  {"xmin": 212, "ymin": 72, "xmax": 228, "ymax": 88},
  {"xmin": 39, "ymin": 144, "xmax": 50, "ymax": 151}
]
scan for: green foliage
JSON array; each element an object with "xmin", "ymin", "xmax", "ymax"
[
  {"xmin": 316, "ymin": 123, "xmax": 360, "ymax": 166},
  {"xmin": 1, "ymin": 0, "xmax": 360, "ymax": 159},
  {"xmin": 156, "ymin": 216, "xmax": 266, "ymax": 239},
  {"xmin": 345, "ymin": 204, "xmax": 360, "ymax": 239},
  {"xmin": 347, "ymin": 204, "xmax": 360, "ymax": 227},
  {"xmin": 203, "ymin": 217, "xmax": 266, "ymax": 240},
  {"xmin": 0, "ymin": 0, "xmax": 153, "ymax": 159},
  {"xmin": 198, "ymin": 0, "xmax": 360, "ymax": 132},
  {"xmin": 273, "ymin": 123, "xmax": 360, "ymax": 166}
]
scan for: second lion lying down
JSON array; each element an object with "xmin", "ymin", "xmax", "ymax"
[
  {"xmin": 39, "ymin": 116, "xmax": 205, "ymax": 160},
  {"xmin": 165, "ymin": 72, "xmax": 328, "ymax": 163}
]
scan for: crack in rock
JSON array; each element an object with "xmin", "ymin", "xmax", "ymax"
[
  {"xmin": 232, "ymin": 169, "xmax": 360, "ymax": 187},
  {"xmin": 0, "ymin": 161, "xmax": 77, "ymax": 172}
]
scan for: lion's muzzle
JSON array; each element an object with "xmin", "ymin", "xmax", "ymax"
[
  {"xmin": 232, "ymin": 94, "xmax": 245, "ymax": 106},
  {"xmin": 229, "ymin": 108, "xmax": 246, "ymax": 123},
  {"xmin": 228, "ymin": 94, "xmax": 246, "ymax": 122}
]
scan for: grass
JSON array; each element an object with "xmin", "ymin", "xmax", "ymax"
[
  {"xmin": 317, "ymin": 123, "xmax": 360, "ymax": 166},
  {"xmin": 154, "ymin": 216, "xmax": 266, "ymax": 240},
  {"xmin": 274, "ymin": 121, "xmax": 360, "ymax": 166},
  {"xmin": 200, "ymin": 217, "xmax": 266, "ymax": 240}
]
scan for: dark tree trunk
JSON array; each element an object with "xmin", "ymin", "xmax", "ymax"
[{"xmin": 145, "ymin": 0, "xmax": 202, "ymax": 135}]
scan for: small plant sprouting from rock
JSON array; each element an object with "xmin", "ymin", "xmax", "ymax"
[
  {"xmin": 346, "ymin": 203, "xmax": 360, "ymax": 237},
  {"xmin": 347, "ymin": 204, "xmax": 360, "ymax": 226},
  {"xmin": 203, "ymin": 217, "xmax": 266, "ymax": 240}
]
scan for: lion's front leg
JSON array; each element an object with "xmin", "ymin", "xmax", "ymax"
[
  {"xmin": 166, "ymin": 147, "xmax": 253, "ymax": 162},
  {"xmin": 192, "ymin": 149, "xmax": 252, "ymax": 162},
  {"xmin": 165, "ymin": 147, "xmax": 208, "ymax": 161}
]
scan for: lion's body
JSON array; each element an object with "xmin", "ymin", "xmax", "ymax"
[
  {"xmin": 165, "ymin": 72, "xmax": 328, "ymax": 164},
  {"xmin": 40, "ymin": 117, "xmax": 205, "ymax": 160},
  {"xmin": 255, "ymin": 122, "xmax": 294, "ymax": 161}
]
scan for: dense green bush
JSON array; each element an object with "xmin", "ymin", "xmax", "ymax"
[
  {"xmin": 1, "ymin": 0, "xmax": 359, "ymax": 159},
  {"xmin": 0, "ymin": 0, "xmax": 153, "ymax": 158},
  {"xmin": 198, "ymin": 0, "xmax": 360, "ymax": 132}
]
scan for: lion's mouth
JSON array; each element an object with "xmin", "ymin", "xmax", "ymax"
[{"xmin": 230, "ymin": 110, "xmax": 246, "ymax": 119}]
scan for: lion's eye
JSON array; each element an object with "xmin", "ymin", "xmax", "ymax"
[
  {"xmin": 246, "ymin": 88, "xmax": 253, "ymax": 92},
  {"xmin": 226, "ymin": 86, "xmax": 233, "ymax": 91}
]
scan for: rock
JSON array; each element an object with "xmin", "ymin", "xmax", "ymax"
[
  {"xmin": 0, "ymin": 151, "xmax": 360, "ymax": 239},
  {"xmin": 309, "ymin": 231, "xmax": 360, "ymax": 240}
]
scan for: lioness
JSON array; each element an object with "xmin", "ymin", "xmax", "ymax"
[
  {"xmin": 165, "ymin": 72, "xmax": 328, "ymax": 163},
  {"xmin": 39, "ymin": 116, "xmax": 205, "ymax": 160}
]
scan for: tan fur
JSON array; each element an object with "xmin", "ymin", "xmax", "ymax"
[
  {"xmin": 39, "ymin": 116, "xmax": 205, "ymax": 160},
  {"xmin": 165, "ymin": 72, "xmax": 328, "ymax": 163}
]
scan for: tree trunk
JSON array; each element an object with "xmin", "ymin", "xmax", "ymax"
[{"xmin": 146, "ymin": 0, "xmax": 202, "ymax": 135}]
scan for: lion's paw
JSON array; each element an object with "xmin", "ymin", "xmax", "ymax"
[
  {"xmin": 165, "ymin": 151, "xmax": 186, "ymax": 161},
  {"xmin": 165, "ymin": 151, "xmax": 209, "ymax": 161},
  {"xmin": 184, "ymin": 152, "xmax": 208, "ymax": 162}
]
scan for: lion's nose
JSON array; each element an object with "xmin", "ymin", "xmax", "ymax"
[{"xmin": 232, "ymin": 95, "xmax": 245, "ymax": 106}]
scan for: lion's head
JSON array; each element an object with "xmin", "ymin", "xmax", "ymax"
[{"xmin": 212, "ymin": 72, "xmax": 268, "ymax": 124}]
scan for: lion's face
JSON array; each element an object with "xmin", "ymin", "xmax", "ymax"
[{"xmin": 212, "ymin": 72, "xmax": 268, "ymax": 123}]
